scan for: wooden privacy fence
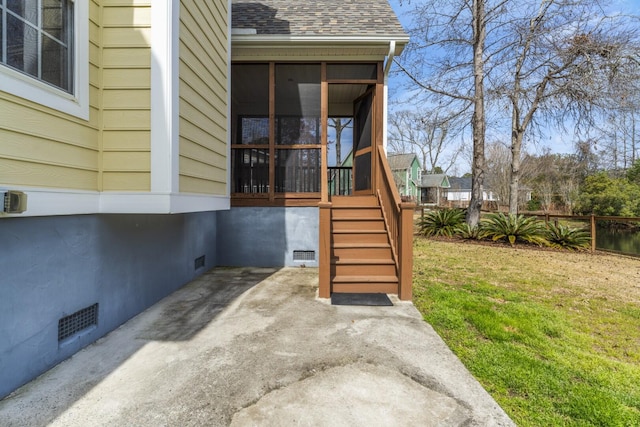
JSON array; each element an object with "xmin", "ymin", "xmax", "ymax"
[{"xmin": 417, "ymin": 207, "xmax": 640, "ymax": 256}]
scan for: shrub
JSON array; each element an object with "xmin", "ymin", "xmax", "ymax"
[
  {"xmin": 526, "ymin": 197, "xmax": 541, "ymax": 211},
  {"xmin": 456, "ymin": 223, "xmax": 485, "ymax": 240},
  {"xmin": 545, "ymin": 223, "xmax": 591, "ymax": 250},
  {"xmin": 481, "ymin": 212, "xmax": 548, "ymax": 247},
  {"xmin": 418, "ymin": 208, "xmax": 465, "ymax": 237}
]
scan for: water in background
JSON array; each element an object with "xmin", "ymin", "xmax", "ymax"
[{"xmin": 596, "ymin": 226, "xmax": 640, "ymax": 256}]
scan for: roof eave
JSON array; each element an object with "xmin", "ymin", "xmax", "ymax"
[{"xmin": 232, "ymin": 34, "xmax": 409, "ymax": 53}]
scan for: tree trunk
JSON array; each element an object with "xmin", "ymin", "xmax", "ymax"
[
  {"xmin": 467, "ymin": 0, "xmax": 486, "ymax": 227},
  {"xmin": 335, "ymin": 118, "xmax": 342, "ymax": 165},
  {"xmin": 509, "ymin": 131, "xmax": 523, "ymax": 214}
]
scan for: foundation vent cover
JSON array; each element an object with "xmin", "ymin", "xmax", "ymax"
[
  {"xmin": 58, "ymin": 303, "xmax": 98, "ymax": 342},
  {"xmin": 195, "ymin": 255, "xmax": 206, "ymax": 270},
  {"xmin": 293, "ymin": 250, "xmax": 316, "ymax": 261}
]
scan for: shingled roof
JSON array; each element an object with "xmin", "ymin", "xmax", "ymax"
[
  {"xmin": 387, "ymin": 153, "xmax": 418, "ymax": 170},
  {"xmin": 231, "ymin": 0, "xmax": 407, "ymax": 37}
]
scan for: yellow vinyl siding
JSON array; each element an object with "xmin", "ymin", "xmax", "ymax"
[
  {"xmin": 102, "ymin": 48, "xmax": 151, "ymax": 68},
  {"xmin": 102, "ymin": 89, "xmax": 151, "ymax": 110},
  {"xmin": 100, "ymin": 0, "xmax": 152, "ymax": 191},
  {"xmin": 102, "ymin": 131, "xmax": 151, "ymax": 151},
  {"xmin": 0, "ymin": 98, "xmax": 99, "ymax": 191},
  {"xmin": 102, "ymin": 172, "xmax": 149, "ymax": 191},
  {"xmin": 0, "ymin": 1, "xmax": 101, "ymax": 191},
  {"xmin": 178, "ymin": 0, "xmax": 228, "ymax": 195},
  {"xmin": 0, "ymin": 129, "xmax": 97, "ymax": 170},
  {"xmin": 103, "ymin": 110, "xmax": 151, "ymax": 130},
  {"xmin": 180, "ymin": 177, "xmax": 227, "ymax": 196},
  {"xmin": 0, "ymin": 159, "xmax": 97, "ymax": 190}
]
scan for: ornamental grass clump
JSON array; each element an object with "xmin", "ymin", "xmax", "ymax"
[
  {"xmin": 480, "ymin": 212, "xmax": 548, "ymax": 247},
  {"xmin": 545, "ymin": 223, "xmax": 591, "ymax": 250},
  {"xmin": 418, "ymin": 208, "xmax": 465, "ymax": 237}
]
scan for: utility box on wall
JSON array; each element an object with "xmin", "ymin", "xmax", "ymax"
[{"xmin": 2, "ymin": 191, "xmax": 27, "ymax": 214}]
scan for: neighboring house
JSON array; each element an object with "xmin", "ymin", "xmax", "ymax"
[
  {"xmin": 420, "ymin": 174, "xmax": 450, "ymax": 206},
  {"xmin": 0, "ymin": 0, "xmax": 410, "ymax": 398},
  {"xmin": 388, "ymin": 153, "xmax": 421, "ymax": 202},
  {"xmin": 445, "ymin": 177, "xmax": 498, "ymax": 206}
]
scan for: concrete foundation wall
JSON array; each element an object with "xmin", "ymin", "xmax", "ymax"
[
  {"xmin": 0, "ymin": 212, "xmax": 217, "ymax": 398},
  {"xmin": 217, "ymin": 207, "xmax": 319, "ymax": 267}
]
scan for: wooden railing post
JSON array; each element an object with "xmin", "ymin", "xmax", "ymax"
[
  {"xmin": 591, "ymin": 214, "xmax": 596, "ymax": 253},
  {"xmin": 318, "ymin": 202, "xmax": 332, "ymax": 298},
  {"xmin": 398, "ymin": 202, "xmax": 415, "ymax": 301}
]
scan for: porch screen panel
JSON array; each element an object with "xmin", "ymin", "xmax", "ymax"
[
  {"xmin": 274, "ymin": 64, "xmax": 321, "ymax": 193},
  {"xmin": 354, "ymin": 93, "xmax": 372, "ymax": 150},
  {"xmin": 354, "ymin": 151, "xmax": 371, "ymax": 191},
  {"xmin": 231, "ymin": 64, "xmax": 269, "ymax": 193},
  {"xmin": 232, "ymin": 149, "xmax": 269, "ymax": 193},
  {"xmin": 275, "ymin": 149, "xmax": 321, "ymax": 193}
]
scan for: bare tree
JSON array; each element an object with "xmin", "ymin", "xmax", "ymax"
[
  {"xmin": 484, "ymin": 141, "xmax": 512, "ymax": 206},
  {"xmin": 488, "ymin": 0, "xmax": 640, "ymax": 213},
  {"xmin": 523, "ymin": 149, "xmax": 587, "ymax": 213},
  {"xmin": 388, "ymin": 109, "xmax": 465, "ymax": 174},
  {"xmin": 395, "ymin": 0, "xmax": 639, "ymax": 218},
  {"xmin": 395, "ymin": 0, "xmax": 493, "ymax": 226},
  {"xmin": 595, "ymin": 103, "xmax": 640, "ymax": 174},
  {"xmin": 486, "ymin": 141, "xmax": 537, "ymax": 209},
  {"xmin": 328, "ymin": 118, "xmax": 352, "ymax": 166}
]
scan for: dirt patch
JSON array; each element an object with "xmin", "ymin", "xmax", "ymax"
[{"xmin": 417, "ymin": 238, "xmax": 640, "ymax": 305}]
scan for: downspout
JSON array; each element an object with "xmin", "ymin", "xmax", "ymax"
[{"xmin": 382, "ymin": 41, "xmax": 396, "ymax": 154}]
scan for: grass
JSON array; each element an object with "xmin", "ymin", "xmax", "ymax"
[{"xmin": 412, "ymin": 238, "xmax": 640, "ymax": 426}]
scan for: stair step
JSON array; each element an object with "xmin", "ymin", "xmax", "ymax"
[
  {"xmin": 332, "ymin": 229, "xmax": 387, "ymax": 234},
  {"xmin": 331, "ymin": 258, "xmax": 395, "ymax": 265},
  {"xmin": 332, "ymin": 220, "xmax": 386, "ymax": 231},
  {"xmin": 331, "ymin": 196, "xmax": 378, "ymax": 207},
  {"xmin": 332, "ymin": 245, "xmax": 392, "ymax": 259},
  {"xmin": 332, "ymin": 283, "xmax": 399, "ymax": 293},
  {"xmin": 332, "ymin": 275, "xmax": 398, "ymax": 283},
  {"xmin": 333, "ymin": 243, "xmax": 390, "ymax": 249},
  {"xmin": 332, "ymin": 211, "xmax": 383, "ymax": 220},
  {"xmin": 332, "ymin": 229, "xmax": 388, "ymax": 244},
  {"xmin": 331, "ymin": 260, "xmax": 396, "ymax": 276},
  {"xmin": 331, "ymin": 217, "xmax": 384, "ymax": 222},
  {"xmin": 331, "ymin": 275, "xmax": 399, "ymax": 293}
]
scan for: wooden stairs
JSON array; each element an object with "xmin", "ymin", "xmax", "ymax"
[{"xmin": 329, "ymin": 195, "xmax": 398, "ymax": 294}]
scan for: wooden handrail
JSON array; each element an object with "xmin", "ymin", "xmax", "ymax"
[{"xmin": 376, "ymin": 146, "xmax": 414, "ymax": 300}]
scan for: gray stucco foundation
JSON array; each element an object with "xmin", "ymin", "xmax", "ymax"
[
  {"xmin": 217, "ymin": 207, "xmax": 319, "ymax": 268},
  {"xmin": 0, "ymin": 212, "xmax": 218, "ymax": 399}
]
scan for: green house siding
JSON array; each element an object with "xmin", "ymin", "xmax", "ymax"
[{"xmin": 389, "ymin": 153, "xmax": 421, "ymax": 202}]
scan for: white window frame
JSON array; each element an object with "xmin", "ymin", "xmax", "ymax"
[{"xmin": 0, "ymin": 0, "xmax": 88, "ymax": 120}]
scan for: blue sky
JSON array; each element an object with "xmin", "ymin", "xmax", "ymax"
[{"xmin": 384, "ymin": 0, "xmax": 640, "ymax": 174}]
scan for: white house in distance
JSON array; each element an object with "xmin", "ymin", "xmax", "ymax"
[{"xmin": 445, "ymin": 177, "xmax": 498, "ymax": 206}]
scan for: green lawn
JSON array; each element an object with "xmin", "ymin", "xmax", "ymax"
[{"xmin": 412, "ymin": 238, "xmax": 640, "ymax": 426}]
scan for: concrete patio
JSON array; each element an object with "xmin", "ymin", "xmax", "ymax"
[{"xmin": 0, "ymin": 267, "xmax": 514, "ymax": 426}]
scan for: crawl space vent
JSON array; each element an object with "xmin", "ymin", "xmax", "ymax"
[
  {"xmin": 195, "ymin": 255, "xmax": 206, "ymax": 270},
  {"xmin": 58, "ymin": 303, "xmax": 98, "ymax": 342},
  {"xmin": 293, "ymin": 250, "xmax": 315, "ymax": 262}
]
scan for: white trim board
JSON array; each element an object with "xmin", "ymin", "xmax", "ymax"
[
  {"xmin": 0, "ymin": 1, "xmax": 89, "ymax": 120},
  {"xmin": 150, "ymin": 0, "xmax": 180, "ymax": 194},
  {"xmin": 0, "ymin": 188, "xmax": 230, "ymax": 218}
]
